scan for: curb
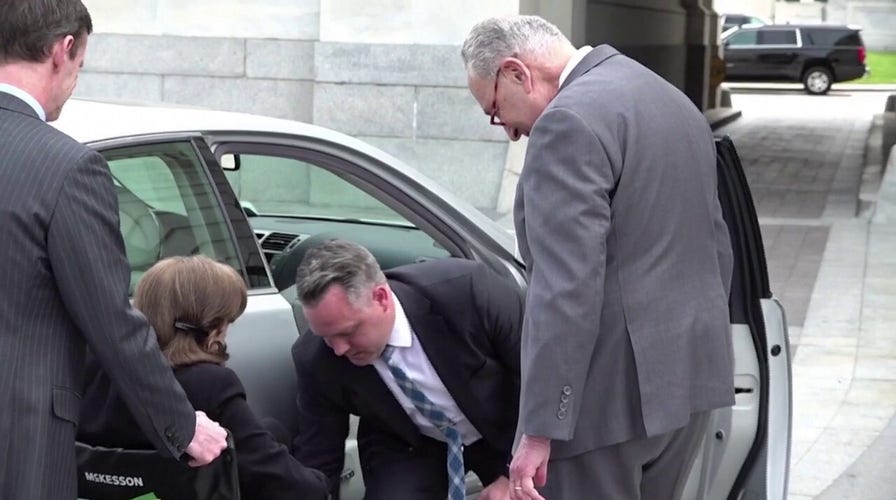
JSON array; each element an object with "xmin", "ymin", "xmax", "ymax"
[{"xmin": 706, "ymin": 108, "xmax": 743, "ymax": 130}]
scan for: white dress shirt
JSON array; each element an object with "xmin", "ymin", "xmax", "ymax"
[
  {"xmin": 0, "ymin": 83, "xmax": 46, "ymax": 121},
  {"xmin": 559, "ymin": 45, "xmax": 594, "ymax": 88},
  {"xmin": 373, "ymin": 292, "xmax": 483, "ymax": 446}
]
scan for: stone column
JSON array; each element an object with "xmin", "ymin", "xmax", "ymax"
[
  {"xmin": 681, "ymin": 0, "xmax": 716, "ymax": 111},
  {"xmin": 519, "ymin": 0, "xmax": 588, "ymax": 47},
  {"xmin": 581, "ymin": 0, "xmax": 689, "ymax": 91}
]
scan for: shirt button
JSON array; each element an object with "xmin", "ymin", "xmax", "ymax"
[
  {"xmin": 562, "ymin": 385, "xmax": 572, "ymax": 395},
  {"xmin": 560, "ymin": 394, "xmax": 570, "ymax": 403},
  {"xmin": 557, "ymin": 410, "xmax": 567, "ymax": 420},
  {"xmin": 559, "ymin": 402, "xmax": 568, "ymax": 410}
]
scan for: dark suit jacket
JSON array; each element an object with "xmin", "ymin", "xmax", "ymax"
[
  {"xmin": 79, "ymin": 361, "xmax": 329, "ymax": 500},
  {"xmin": 292, "ymin": 259, "xmax": 522, "ymax": 494},
  {"xmin": 0, "ymin": 91, "xmax": 195, "ymax": 499}
]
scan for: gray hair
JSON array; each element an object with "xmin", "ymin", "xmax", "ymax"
[
  {"xmin": 295, "ymin": 239, "xmax": 387, "ymax": 307},
  {"xmin": 461, "ymin": 15, "xmax": 567, "ymax": 78}
]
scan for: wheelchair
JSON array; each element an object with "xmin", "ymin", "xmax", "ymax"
[{"xmin": 76, "ymin": 431, "xmax": 239, "ymax": 500}]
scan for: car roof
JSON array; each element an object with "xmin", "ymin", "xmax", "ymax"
[
  {"xmin": 51, "ymin": 98, "xmax": 518, "ymax": 255},
  {"xmin": 54, "ymin": 97, "xmax": 359, "ymax": 144}
]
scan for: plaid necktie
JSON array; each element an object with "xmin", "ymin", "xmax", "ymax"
[{"xmin": 381, "ymin": 345, "xmax": 465, "ymax": 500}]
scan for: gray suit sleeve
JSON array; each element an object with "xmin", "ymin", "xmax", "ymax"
[
  {"xmin": 46, "ymin": 150, "xmax": 196, "ymax": 458},
  {"xmin": 517, "ymin": 107, "xmax": 616, "ymax": 441}
]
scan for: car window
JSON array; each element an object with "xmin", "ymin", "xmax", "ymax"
[
  {"xmin": 109, "ymin": 156, "xmax": 186, "ymax": 215},
  {"xmin": 225, "ymin": 154, "xmax": 405, "ymax": 223},
  {"xmin": 758, "ymin": 29, "xmax": 797, "ymax": 46},
  {"xmin": 103, "ymin": 141, "xmax": 245, "ymax": 292},
  {"xmin": 726, "ymin": 29, "xmax": 758, "ymax": 46},
  {"xmin": 804, "ymin": 29, "xmax": 862, "ymax": 47},
  {"xmin": 748, "ymin": 16, "xmax": 765, "ymax": 25},
  {"xmin": 223, "ymin": 152, "xmax": 452, "ymax": 289}
]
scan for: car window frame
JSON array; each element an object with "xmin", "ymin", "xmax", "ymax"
[
  {"xmin": 214, "ymin": 139, "xmax": 467, "ymax": 255},
  {"xmin": 86, "ymin": 133, "xmax": 273, "ymax": 291},
  {"xmin": 209, "ymin": 137, "xmax": 526, "ymax": 290},
  {"xmin": 725, "ymin": 27, "xmax": 803, "ymax": 49},
  {"xmin": 725, "ymin": 28, "xmax": 760, "ymax": 47}
]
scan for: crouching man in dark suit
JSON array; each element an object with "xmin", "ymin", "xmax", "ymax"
[{"xmin": 291, "ymin": 239, "xmax": 522, "ymax": 500}]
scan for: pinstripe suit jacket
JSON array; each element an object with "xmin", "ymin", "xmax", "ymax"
[{"xmin": 0, "ymin": 91, "xmax": 196, "ymax": 499}]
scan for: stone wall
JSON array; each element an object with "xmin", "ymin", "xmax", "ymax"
[
  {"xmin": 77, "ymin": 0, "xmax": 516, "ymax": 214},
  {"xmin": 76, "ymin": 0, "xmax": 715, "ymax": 220}
]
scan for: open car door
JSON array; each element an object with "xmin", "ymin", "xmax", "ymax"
[{"xmin": 684, "ymin": 137, "xmax": 793, "ymax": 500}]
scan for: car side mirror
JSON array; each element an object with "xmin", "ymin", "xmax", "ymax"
[{"xmin": 220, "ymin": 153, "xmax": 241, "ymax": 171}]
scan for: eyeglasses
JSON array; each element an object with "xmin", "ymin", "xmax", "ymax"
[{"xmin": 489, "ymin": 68, "xmax": 506, "ymax": 127}]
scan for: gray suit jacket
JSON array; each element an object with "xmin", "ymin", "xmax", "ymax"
[
  {"xmin": 0, "ymin": 92, "xmax": 196, "ymax": 499},
  {"xmin": 513, "ymin": 45, "xmax": 735, "ymax": 459}
]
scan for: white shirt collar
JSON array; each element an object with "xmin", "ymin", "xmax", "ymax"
[
  {"xmin": 558, "ymin": 45, "xmax": 593, "ymax": 88},
  {"xmin": 0, "ymin": 83, "xmax": 46, "ymax": 121},
  {"xmin": 386, "ymin": 291, "xmax": 413, "ymax": 349}
]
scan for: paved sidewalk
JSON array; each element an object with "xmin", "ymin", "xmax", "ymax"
[
  {"xmin": 811, "ymin": 146, "xmax": 896, "ymax": 500},
  {"xmin": 715, "ymin": 92, "xmax": 896, "ymax": 499},
  {"xmin": 724, "ymin": 82, "xmax": 896, "ymax": 93}
]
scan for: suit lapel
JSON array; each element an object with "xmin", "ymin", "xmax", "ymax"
[
  {"xmin": 390, "ymin": 281, "xmax": 484, "ymax": 428},
  {"xmin": 558, "ymin": 44, "xmax": 621, "ymax": 92},
  {"xmin": 513, "ymin": 177, "xmax": 532, "ymax": 270}
]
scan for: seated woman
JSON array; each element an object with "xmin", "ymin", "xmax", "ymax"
[{"xmin": 78, "ymin": 255, "xmax": 328, "ymax": 500}]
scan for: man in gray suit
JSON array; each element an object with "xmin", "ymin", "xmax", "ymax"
[
  {"xmin": 462, "ymin": 16, "xmax": 735, "ymax": 499},
  {"xmin": 0, "ymin": 1, "xmax": 227, "ymax": 498}
]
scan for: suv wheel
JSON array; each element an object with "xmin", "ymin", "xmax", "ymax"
[{"xmin": 803, "ymin": 66, "xmax": 832, "ymax": 95}]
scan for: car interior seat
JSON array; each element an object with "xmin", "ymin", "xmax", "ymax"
[
  {"xmin": 269, "ymin": 232, "xmax": 340, "ymax": 291},
  {"xmin": 270, "ymin": 231, "xmax": 427, "ymax": 292},
  {"xmin": 115, "ymin": 185, "xmax": 162, "ymax": 293},
  {"xmin": 76, "ymin": 430, "xmax": 239, "ymax": 500}
]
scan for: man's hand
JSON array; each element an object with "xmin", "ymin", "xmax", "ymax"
[
  {"xmin": 185, "ymin": 411, "xmax": 227, "ymax": 467},
  {"xmin": 509, "ymin": 434, "xmax": 551, "ymax": 500},
  {"xmin": 479, "ymin": 475, "xmax": 511, "ymax": 500}
]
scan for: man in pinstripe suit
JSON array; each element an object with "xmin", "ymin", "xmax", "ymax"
[{"xmin": 0, "ymin": 1, "xmax": 228, "ymax": 498}]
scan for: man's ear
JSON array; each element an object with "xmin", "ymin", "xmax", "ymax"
[
  {"xmin": 505, "ymin": 58, "xmax": 533, "ymax": 92},
  {"xmin": 50, "ymin": 35, "xmax": 76, "ymax": 68},
  {"xmin": 371, "ymin": 284, "xmax": 390, "ymax": 311}
]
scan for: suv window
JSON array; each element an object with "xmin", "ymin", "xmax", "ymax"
[
  {"xmin": 104, "ymin": 141, "xmax": 246, "ymax": 292},
  {"xmin": 726, "ymin": 29, "xmax": 758, "ymax": 46},
  {"xmin": 758, "ymin": 29, "xmax": 797, "ymax": 46},
  {"xmin": 803, "ymin": 29, "xmax": 861, "ymax": 47}
]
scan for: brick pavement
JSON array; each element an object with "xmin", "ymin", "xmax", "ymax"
[
  {"xmin": 715, "ymin": 90, "xmax": 896, "ymax": 499},
  {"xmin": 716, "ymin": 116, "xmax": 870, "ymax": 331}
]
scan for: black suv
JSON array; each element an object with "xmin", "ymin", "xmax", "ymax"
[{"xmin": 722, "ymin": 24, "xmax": 867, "ymax": 94}]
